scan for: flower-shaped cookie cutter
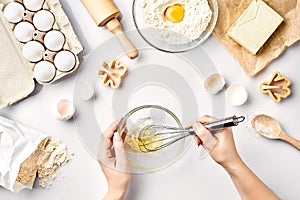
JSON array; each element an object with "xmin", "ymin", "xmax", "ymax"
[
  {"xmin": 98, "ymin": 59, "xmax": 127, "ymax": 88},
  {"xmin": 259, "ymin": 71, "xmax": 291, "ymax": 103}
]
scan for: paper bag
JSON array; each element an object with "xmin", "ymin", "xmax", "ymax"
[{"xmin": 0, "ymin": 116, "xmax": 48, "ymax": 193}]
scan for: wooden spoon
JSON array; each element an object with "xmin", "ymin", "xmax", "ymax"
[{"xmin": 252, "ymin": 114, "xmax": 300, "ymax": 150}]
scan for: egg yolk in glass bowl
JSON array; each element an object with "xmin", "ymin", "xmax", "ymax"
[{"xmin": 164, "ymin": 4, "xmax": 185, "ymax": 23}]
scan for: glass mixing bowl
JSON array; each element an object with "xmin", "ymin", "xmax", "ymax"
[
  {"xmin": 118, "ymin": 105, "xmax": 190, "ymax": 173},
  {"xmin": 132, "ymin": 0, "xmax": 218, "ymax": 53}
]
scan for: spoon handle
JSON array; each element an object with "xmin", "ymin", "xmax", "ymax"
[{"xmin": 280, "ymin": 131, "xmax": 300, "ymax": 150}]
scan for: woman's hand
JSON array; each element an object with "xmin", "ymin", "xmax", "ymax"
[
  {"xmin": 193, "ymin": 115, "xmax": 243, "ymax": 171},
  {"xmin": 97, "ymin": 121, "xmax": 131, "ymax": 200},
  {"xmin": 194, "ymin": 116, "xmax": 280, "ymax": 199}
]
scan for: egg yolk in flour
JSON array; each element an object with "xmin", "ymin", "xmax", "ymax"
[{"xmin": 164, "ymin": 4, "xmax": 185, "ymax": 23}]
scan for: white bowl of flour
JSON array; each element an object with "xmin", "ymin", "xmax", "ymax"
[{"xmin": 133, "ymin": 0, "xmax": 218, "ymax": 52}]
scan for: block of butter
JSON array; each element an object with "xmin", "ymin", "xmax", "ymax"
[{"xmin": 227, "ymin": 0, "xmax": 283, "ymax": 55}]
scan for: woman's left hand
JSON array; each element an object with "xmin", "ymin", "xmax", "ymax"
[{"xmin": 97, "ymin": 121, "xmax": 131, "ymax": 200}]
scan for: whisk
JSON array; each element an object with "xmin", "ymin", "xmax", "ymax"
[{"xmin": 137, "ymin": 115, "xmax": 245, "ymax": 152}]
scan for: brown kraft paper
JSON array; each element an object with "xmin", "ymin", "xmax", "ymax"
[{"xmin": 213, "ymin": 0, "xmax": 300, "ymax": 77}]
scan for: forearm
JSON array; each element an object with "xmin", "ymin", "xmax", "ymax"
[
  {"xmin": 225, "ymin": 159, "xmax": 279, "ymax": 200},
  {"xmin": 103, "ymin": 189, "xmax": 127, "ymax": 200}
]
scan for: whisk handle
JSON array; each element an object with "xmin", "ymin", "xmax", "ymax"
[
  {"xmin": 205, "ymin": 115, "xmax": 245, "ymax": 130},
  {"xmin": 205, "ymin": 121, "xmax": 236, "ymax": 129}
]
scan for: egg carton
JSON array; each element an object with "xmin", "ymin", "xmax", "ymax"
[{"xmin": 0, "ymin": 0, "xmax": 83, "ymax": 109}]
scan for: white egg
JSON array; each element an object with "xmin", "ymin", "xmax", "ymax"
[
  {"xmin": 23, "ymin": 0, "xmax": 45, "ymax": 11},
  {"xmin": 22, "ymin": 41, "xmax": 45, "ymax": 62},
  {"xmin": 14, "ymin": 21, "xmax": 35, "ymax": 42},
  {"xmin": 54, "ymin": 50, "xmax": 76, "ymax": 72},
  {"xmin": 34, "ymin": 61, "xmax": 56, "ymax": 82},
  {"xmin": 3, "ymin": 2, "xmax": 25, "ymax": 23},
  {"xmin": 44, "ymin": 30, "xmax": 65, "ymax": 51},
  {"xmin": 33, "ymin": 10, "xmax": 55, "ymax": 32},
  {"xmin": 54, "ymin": 99, "xmax": 75, "ymax": 121},
  {"xmin": 225, "ymin": 84, "xmax": 248, "ymax": 106}
]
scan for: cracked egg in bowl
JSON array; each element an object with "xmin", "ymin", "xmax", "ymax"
[{"xmin": 133, "ymin": 0, "xmax": 218, "ymax": 52}]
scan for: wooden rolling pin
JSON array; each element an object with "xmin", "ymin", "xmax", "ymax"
[{"xmin": 81, "ymin": 0, "xmax": 138, "ymax": 59}]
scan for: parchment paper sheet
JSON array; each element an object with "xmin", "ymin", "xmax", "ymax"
[{"xmin": 213, "ymin": 0, "xmax": 300, "ymax": 76}]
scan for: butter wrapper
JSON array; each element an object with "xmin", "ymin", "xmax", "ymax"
[{"xmin": 0, "ymin": 116, "xmax": 48, "ymax": 193}]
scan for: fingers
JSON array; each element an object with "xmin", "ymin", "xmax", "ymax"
[
  {"xmin": 186, "ymin": 115, "xmax": 215, "ymax": 129},
  {"xmin": 104, "ymin": 120, "xmax": 120, "ymax": 139},
  {"xmin": 113, "ymin": 132, "xmax": 125, "ymax": 150},
  {"xmin": 113, "ymin": 132, "xmax": 129, "ymax": 171},
  {"xmin": 198, "ymin": 115, "xmax": 233, "ymax": 134},
  {"xmin": 197, "ymin": 115, "xmax": 216, "ymax": 124},
  {"xmin": 194, "ymin": 135, "xmax": 202, "ymax": 146},
  {"xmin": 121, "ymin": 127, "xmax": 128, "ymax": 141},
  {"xmin": 98, "ymin": 121, "xmax": 130, "ymax": 171},
  {"xmin": 101, "ymin": 121, "xmax": 119, "ymax": 152},
  {"xmin": 97, "ymin": 121, "xmax": 120, "ymax": 165},
  {"xmin": 192, "ymin": 121, "xmax": 217, "ymax": 151},
  {"xmin": 189, "ymin": 115, "xmax": 214, "ymax": 147}
]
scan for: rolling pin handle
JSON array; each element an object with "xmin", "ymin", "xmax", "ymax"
[{"xmin": 106, "ymin": 18, "xmax": 139, "ymax": 59}]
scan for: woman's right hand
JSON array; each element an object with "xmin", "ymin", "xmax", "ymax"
[
  {"xmin": 194, "ymin": 116, "xmax": 280, "ymax": 199},
  {"xmin": 193, "ymin": 115, "xmax": 243, "ymax": 172}
]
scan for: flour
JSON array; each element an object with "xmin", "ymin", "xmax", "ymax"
[
  {"xmin": 253, "ymin": 121, "xmax": 276, "ymax": 138},
  {"xmin": 252, "ymin": 116, "xmax": 281, "ymax": 139},
  {"xmin": 142, "ymin": 0, "xmax": 212, "ymax": 44},
  {"xmin": 16, "ymin": 139, "xmax": 49, "ymax": 186},
  {"xmin": 37, "ymin": 138, "xmax": 70, "ymax": 188},
  {"xmin": 16, "ymin": 138, "xmax": 70, "ymax": 188}
]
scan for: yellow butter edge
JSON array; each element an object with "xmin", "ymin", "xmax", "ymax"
[
  {"xmin": 247, "ymin": 0, "xmax": 284, "ymax": 54},
  {"xmin": 226, "ymin": 0, "xmax": 284, "ymax": 55}
]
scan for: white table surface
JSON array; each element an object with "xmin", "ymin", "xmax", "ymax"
[{"xmin": 1, "ymin": 0, "xmax": 300, "ymax": 199}]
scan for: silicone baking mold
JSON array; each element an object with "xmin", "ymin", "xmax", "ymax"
[
  {"xmin": 98, "ymin": 59, "xmax": 127, "ymax": 89},
  {"xmin": 259, "ymin": 71, "xmax": 291, "ymax": 103}
]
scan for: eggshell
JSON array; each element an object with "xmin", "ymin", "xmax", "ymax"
[
  {"xmin": 33, "ymin": 10, "xmax": 55, "ymax": 32},
  {"xmin": 225, "ymin": 84, "xmax": 248, "ymax": 106},
  {"xmin": 77, "ymin": 81, "xmax": 95, "ymax": 100},
  {"xmin": 54, "ymin": 50, "xmax": 76, "ymax": 72},
  {"xmin": 44, "ymin": 30, "xmax": 65, "ymax": 51},
  {"xmin": 3, "ymin": 2, "xmax": 25, "ymax": 23},
  {"xmin": 23, "ymin": 0, "xmax": 45, "ymax": 11},
  {"xmin": 204, "ymin": 74, "xmax": 226, "ymax": 94},
  {"xmin": 33, "ymin": 61, "xmax": 56, "ymax": 82},
  {"xmin": 54, "ymin": 99, "xmax": 75, "ymax": 121},
  {"xmin": 14, "ymin": 21, "xmax": 35, "ymax": 42},
  {"xmin": 22, "ymin": 41, "xmax": 45, "ymax": 62}
]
